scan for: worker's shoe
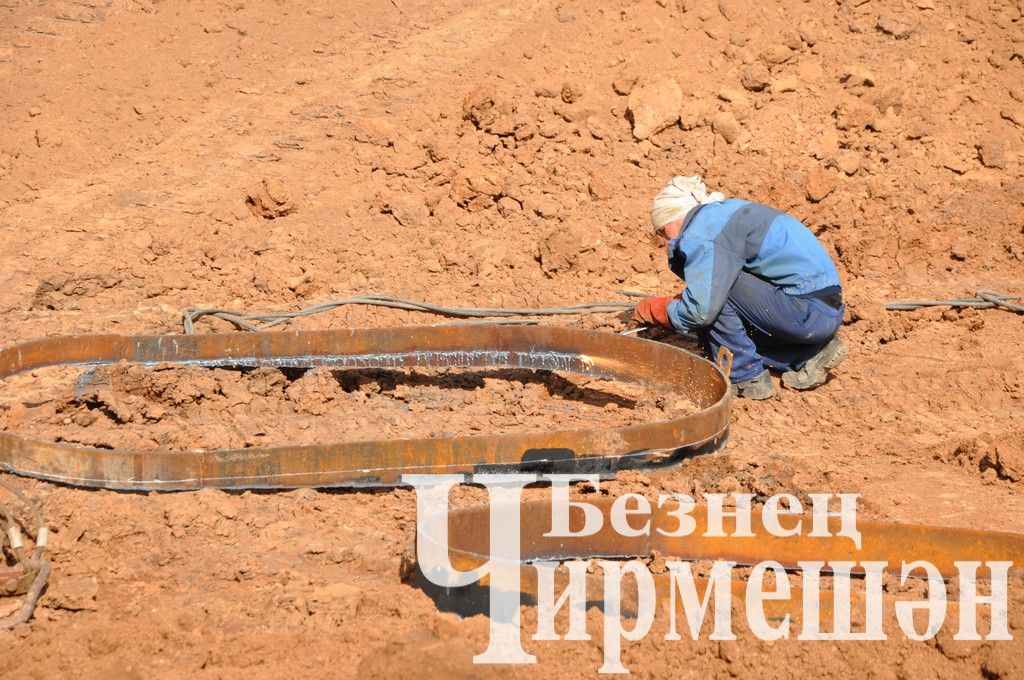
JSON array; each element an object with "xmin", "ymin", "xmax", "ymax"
[
  {"xmin": 781, "ymin": 336, "xmax": 848, "ymax": 390},
  {"xmin": 728, "ymin": 370, "xmax": 774, "ymax": 400}
]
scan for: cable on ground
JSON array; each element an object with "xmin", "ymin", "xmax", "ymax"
[
  {"xmin": 183, "ymin": 294, "xmax": 635, "ymax": 334},
  {"xmin": 885, "ymin": 290, "xmax": 1023, "ymax": 315}
]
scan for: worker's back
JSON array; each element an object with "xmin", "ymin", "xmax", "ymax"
[{"xmin": 681, "ymin": 198, "xmax": 841, "ymax": 298}]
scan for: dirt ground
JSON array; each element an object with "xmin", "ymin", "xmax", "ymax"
[
  {"xmin": 0, "ymin": 0, "xmax": 1023, "ymax": 677},
  {"xmin": 0, "ymin": 363, "xmax": 684, "ymax": 450}
]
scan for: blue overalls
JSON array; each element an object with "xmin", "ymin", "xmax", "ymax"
[{"xmin": 664, "ymin": 199, "xmax": 845, "ymax": 383}]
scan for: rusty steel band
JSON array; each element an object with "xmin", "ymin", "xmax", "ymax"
[
  {"xmin": 414, "ymin": 498, "xmax": 1024, "ymax": 621},
  {"xmin": 0, "ymin": 326, "xmax": 730, "ymax": 490},
  {"xmin": 439, "ymin": 498, "xmax": 1024, "ymax": 576}
]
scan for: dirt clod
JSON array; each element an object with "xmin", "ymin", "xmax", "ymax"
[
  {"xmin": 802, "ymin": 168, "xmax": 837, "ymax": 203},
  {"xmin": 245, "ymin": 178, "xmax": 298, "ymax": 219},
  {"xmin": 740, "ymin": 64, "xmax": 772, "ymax": 92},
  {"xmin": 876, "ymin": 14, "xmax": 916, "ymax": 39},
  {"xmin": 978, "ymin": 138, "xmax": 1008, "ymax": 169},
  {"xmin": 626, "ymin": 76, "xmax": 682, "ymax": 140},
  {"xmin": 712, "ymin": 112, "xmax": 743, "ymax": 144}
]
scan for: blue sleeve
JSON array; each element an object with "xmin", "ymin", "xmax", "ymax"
[{"xmin": 665, "ymin": 238, "xmax": 744, "ymax": 332}]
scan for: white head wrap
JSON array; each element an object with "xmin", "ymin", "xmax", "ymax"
[{"xmin": 649, "ymin": 175, "xmax": 725, "ymax": 233}]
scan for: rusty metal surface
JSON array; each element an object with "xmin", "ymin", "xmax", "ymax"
[
  {"xmin": 414, "ymin": 497, "xmax": 1024, "ymax": 621},
  {"xmin": 440, "ymin": 497, "xmax": 1024, "ymax": 576},
  {"xmin": 0, "ymin": 326, "xmax": 730, "ymax": 490}
]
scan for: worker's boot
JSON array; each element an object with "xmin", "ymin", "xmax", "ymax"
[
  {"xmin": 781, "ymin": 336, "xmax": 848, "ymax": 390},
  {"xmin": 728, "ymin": 369, "xmax": 774, "ymax": 400}
]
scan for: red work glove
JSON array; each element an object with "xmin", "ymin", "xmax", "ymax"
[{"xmin": 631, "ymin": 296, "xmax": 675, "ymax": 328}]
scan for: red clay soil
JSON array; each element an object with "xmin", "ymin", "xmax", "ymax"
[
  {"xmin": 0, "ymin": 363, "xmax": 684, "ymax": 450},
  {"xmin": 1, "ymin": 0, "xmax": 1023, "ymax": 677}
]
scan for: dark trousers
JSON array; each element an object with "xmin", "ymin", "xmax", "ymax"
[{"xmin": 699, "ymin": 272, "xmax": 844, "ymax": 383}]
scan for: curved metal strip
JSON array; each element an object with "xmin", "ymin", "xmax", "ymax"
[
  {"xmin": 411, "ymin": 497, "xmax": 1024, "ymax": 621},
  {"xmin": 439, "ymin": 498, "xmax": 1024, "ymax": 577},
  {"xmin": 0, "ymin": 326, "xmax": 730, "ymax": 490}
]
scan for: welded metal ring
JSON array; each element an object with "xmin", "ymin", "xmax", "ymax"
[{"xmin": 0, "ymin": 326, "xmax": 729, "ymax": 490}]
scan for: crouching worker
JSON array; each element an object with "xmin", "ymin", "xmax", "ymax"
[{"xmin": 633, "ymin": 176, "xmax": 847, "ymax": 399}]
